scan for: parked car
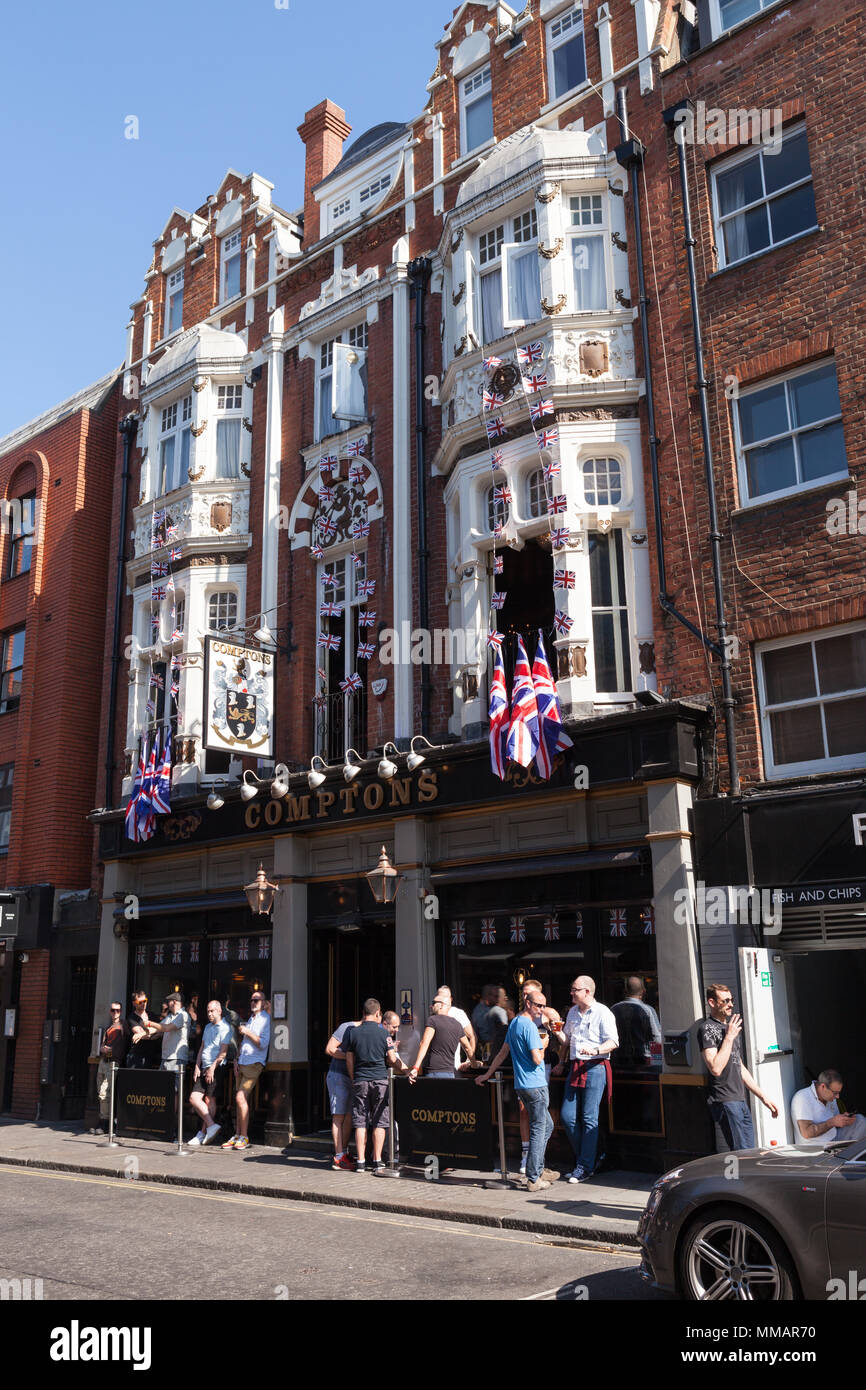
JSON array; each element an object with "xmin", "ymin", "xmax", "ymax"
[{"xmin": 638, "ymin": 1138, "xmax": 866, "ymax": 1300}]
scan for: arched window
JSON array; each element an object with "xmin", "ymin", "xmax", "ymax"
[
  {"xmin": 583, "ymin": 457, "xmax": 622, "ymax": 507},
  {"xmin": 526, "ymin": 468, "xmax": 547, "ymax": 519},
  {"xmin": 486, "ymin": 483, "xmax": 510, "ymax": 533},
  {"xmin": 208, "ymin": 591, "xmax": 238, "ymax": 632}
]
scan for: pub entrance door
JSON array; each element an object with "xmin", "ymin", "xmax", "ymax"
[{"xmin": 309, "ymin": 918, "xmax": 395, "ymax": 1133}]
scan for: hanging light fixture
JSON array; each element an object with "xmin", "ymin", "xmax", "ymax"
[
  {"xmin": 206, "ymin": 786, "xmax": 226, "ymax": 811},
  {"xmin": 407, "ymin": 735, "xmax": 435, "ymax": 772},
  {"xmin": 365, "ymin": 846, "xmax": 403, "ymax": 905},
  {"xmin": 342, "ymin": 749, "xmax": 363, "ymax": 783},
  {"xmin": 240, "ymin": 770, "xmax": 260, "ymax": 802},
  {"xmin": 254, "ymin": 624, "xmax": 278, "ymax": 648},
  {"xmin": 308, "ymin": 755, "xmax": 328, "ymax": 790},
  {"xmin": 377, "ymin": 741, "xmax": 400, "ymax": 780},
  {"xmin": 270, "ymin": 763, "xmax": 291, "ymax": 799},
  {"xmin": 244, "ymin": 863, "xmax": 281, "ymax": 916}
]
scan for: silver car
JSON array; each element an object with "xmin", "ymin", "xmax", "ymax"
[{"xmin": 638, "ymin": 1138, "xmax": 866, "ymax": 1300}]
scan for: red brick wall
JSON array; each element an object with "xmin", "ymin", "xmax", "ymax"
[{"xmin": 10, "ymin": 949, "xmax": 49, "ymax": 1118}]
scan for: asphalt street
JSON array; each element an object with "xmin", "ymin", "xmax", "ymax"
[{"xmin": 0, "ymin": 1163, "xmax": 666, "ymax": 1302}]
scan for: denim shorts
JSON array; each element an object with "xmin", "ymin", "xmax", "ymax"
[{"xmin": 327, "ymin": 1071, "xmax": 352, "ymax": 1116}]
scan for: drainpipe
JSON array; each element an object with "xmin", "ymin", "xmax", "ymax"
[
  {"xmin": 408, "ymin": 256, "xmax": 433, "ymax": 737},
  {"xmin": 662, "ymin": 99, "xmax": 740, "ymax": 796},
  {"xmin": 105, "ymin": 413, "xmax": 138, "ymax": 807}
]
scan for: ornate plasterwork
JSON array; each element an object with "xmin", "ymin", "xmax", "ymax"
[
  {"xmin": 300, "ymin": 265, "xmax": 381, "ymax": 321},
  {"xmin": 132, "ymin": 482, "xmax": 250, "ymax": 559},
  {"xmin": 313, "ymin": 481, "xmax": 370, "ymax": 550}
]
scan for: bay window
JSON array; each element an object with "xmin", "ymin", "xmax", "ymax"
[
  {"xmin": 568, "ymin": 194, "xmax": 608, "ymax": 311},
  {"xmin": 475, "ymin": 209, "xmax": 541, "ymax": 343},
  {"xmin": 158, "ymin": 395, "xmax": 192, "ymax": 496},
  {"xmin": 590, "ymin": 530, "xmax": 631, "ymax": 692},
  {"xmin": 216, "ymin": 383, "xmax": 243, "ymax": 479}
]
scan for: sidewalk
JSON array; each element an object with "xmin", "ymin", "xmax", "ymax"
[{"xmin": 0, "ymin": 1120, "xmax": 651, "ymax": 1246}]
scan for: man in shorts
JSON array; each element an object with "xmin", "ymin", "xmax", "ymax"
[
  {"xmin": 189, "ymin": 1001, "xmax": 232, "ymax": 1146},
  {"xmin": 223, "ymin": 991, "xmax": 270, "ymax": 1151},
  {"xmin": 325, "ymin": 1015, "xmax": 360, "ymax": 1170},
  {"xmin": 343, "ymin": 998, "xmax": 410, "ymax": 1173}
]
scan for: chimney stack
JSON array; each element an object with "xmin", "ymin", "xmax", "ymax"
[{"xmin": 297, "ymin": 99, "xmax": 352, "ymax": 245}]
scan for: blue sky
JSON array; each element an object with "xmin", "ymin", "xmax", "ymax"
[{"xmin": 0, "ymin": 0, "xmax": 448, "ymax": 438}]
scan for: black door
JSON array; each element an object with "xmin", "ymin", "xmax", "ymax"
[{"xmin": 63, "ymin": 958, "xmax": 97, "ymax": 1119}]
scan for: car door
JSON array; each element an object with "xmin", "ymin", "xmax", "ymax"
[{"xmin": 825, "ymin": 1144, "xmax": 866, "ymax": 1288}]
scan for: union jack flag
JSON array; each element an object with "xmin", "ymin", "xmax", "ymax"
[
  {"xmin": 351, "ymin": 520, "xmax": 371, "ymax": 539},
  {"xmin": 485, "ymin": 416, "xmax": 507, "ymax": 441},
  {"xmin": 487, "ymin": 629, "xmax": 504, "ymax": 650},
  {"xmin": 151, "ymin": 585, "xmax": 166, "ymax": 601},
  {"xmin": 258, "ymin": 937, "xmax": 270, "ymax": 959},
  {"xmin": 135, "ymin": 945, "xmax": 146, "ymax": 966},
  {"xmin": 153, "ymin": 944, "xmax": 164, "ymax": 965},
  {"xmin": 313, "ymin": 695, "xmax": 327, "ymax": 709},
  {"xmin": 165, "ymin": 524, "xmax": 179, "ymax": 541},
  {"xmin": 488, "ymin": 642, "xmax": 508, "ymax": 779},
  {"xmin": 151, "ymin": 561, "xmax": 168, "ymax": 578},
  {"xmin": 490, "ymin": 449, "xmax": 504, "ymax": 469},
  {"xmin": 145, "ymin": 698, "xmax": 156, "ymax": 717},
  {"xmin": 317, "ymin": 667, "xmax": 328, "ymax": 680},
  {"xmin": 311, "ymin": 544, "xmax": 324, "ymax": 559},
  {"xmin": 493, "ymin": 485, "xmax": 512, "ymax": 505},
  {"xmin": 319, "ymin": 486, "xmax": 335, "ymax": 506},
  {"xmin": 610, "ymin": 908, "xmax": 628, "ymax": 937},
  {"xmin": 544, "ymin": 458, "xmax": 561, "ymax": 480},
  {"xmin": 554, "ymin": 609, "xmax": 574, "ymax": 636},
  {"xmin": 152, "ymin": 509, "xmax": 166, "ymax": 526},
  {"xmin": 509, "ymin": 916, "xmax": 526, "ymax": 943},
  {"xmin": 538, "ymin": 427, "xmax": 559, "ymax": 449},
  {"xmin": 532, "ymin": 633, "xmax": 574, "ymax": 775},
  {"xmin": 524, "ymin": 373, "xmax": 549, "ymax": 393},
  {"xmin": 170, "ymin": 547, "xmax": 183, "ymax": 561},
  {"xmin": 517, "ymin": 341, "xmax": 545, "ymax": 366},
  {"xmin": 347, "ymin": 436, "xmax": 368, "ymax": 457},
  {"xmin": 319, "ymin": 632, "xmax": 342, "ymax": 651},
  {"xmin": 555, "ymin": 570, "xmax": 576, "ymax": 590},
  {"xmin": 642, "ymin": 905, "xmax": 656, "ymax": 936},
  {"xmin": 357, "ymin": 642, "xmax": 376, "ymax": 661},
  {"xmin": 451, "ymin": 921, "xmax": 466, "ymax": 946},
  {"xmin": 480, "ymin": 918, "xmax": 497, "ymax": 945},
  {"xmin": 216, "ymin": 939, "xmax": 228, "ymax": 961},
  {"xmin": 317, "ymin": 517, "xmax": 337, "ymax": 541},
  {"xmin": 491, "ymin": 591, "xmax": 507, "ymax": 610},
  {"xmin": 357, "ymin": 580, "xmax": 376, "ymax": 599},
  {"xmin": 349, "ymin": 464, "xmax": 366, "ymax": 485},
  {"xmin": 151, "ymin": 618, "xmax": 160, "ymax": 640},
  {"xmin": 352, "ymin": 553, "xmax": 365, "ymax": 568},
  {"xmin": 493, "ymin": 555, "xmax": 504, "ymax": 575},
  {"xmin": 321, "ymin": 573, "xmax": 339, "ymax": 588},
  {"xmin": 340, "ymin": 673, "xmax": 363, "ymax": 693},
  {"xmin": 238, "ymin": 938, "xmax": 249, "ymax": 960},
  {"xmin": 483, "ymin": 388, "xmax": 506, "ymax": 412},
  {"xmin": 550, "ymin": 528, "xmax": 571, "ymax": 549},
  {"xmin": 506, "ymin": 635, "xmax": 540, "ymax": 769},
  {"xmin": 530, "ymin": 398, "xmax": 554, "ymax": 423},
  {"xmin": 172, "ymin": 943, "xmax": 182, "ymax": 964},
  {"xmin": 548, "ymin": 494, "xmax": 568, "ymax": 515},
  {"xmin": 190, "ymin": 940, "xmax": 200, "ymax": 963},
  {"xmin": 320, "ymin": 602, "xmax": 343, "ymax": 619},
  {"xmin": 543, "ymin": 914, "xmax": 560, "ymax": 942},
  {"xmin": 151, "ymin": 672, "xmax": 164, "ymax": 690},
  {"xmin": 358, "ymin": 610, "xmax": 376, "ymax": 627},
  {"xmin": 152, "ymin": 727, "xmax": 172, "ymax": 815},
  {"xmin": 170, "ymin": 675, "xmax": 180, "ymax": 698},
  {"xmin": 493, "ymin": 522, "xmax": 505, "ymax": 539},
  {"xmin": 320, "ymin": 453, "xmax": 338, "ymax": 471},
  {"xmin": 483, "ymin": 355, "xmax": 503, "ymax": 370},
  {"xmin": 575, "ymin": 911, "xmax": 583, "ymax": 940}
]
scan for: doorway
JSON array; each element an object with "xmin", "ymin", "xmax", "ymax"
[
  {"xmin": 63, "ymin": 958, "xmax": 97, "ymax": 1119},
  {"xmin": 788, "ymin": 949, "xmax": 866, "ymax": 1113}
]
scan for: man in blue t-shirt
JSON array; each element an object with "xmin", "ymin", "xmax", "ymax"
[{"xmin": 477, "ymin": 990, "xmax": 556, "ymax": 1192}]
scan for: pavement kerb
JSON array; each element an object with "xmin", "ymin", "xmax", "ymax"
[{"xmin": 0, "ymin": 1151, "xmax": 641, "ymax": 1249}]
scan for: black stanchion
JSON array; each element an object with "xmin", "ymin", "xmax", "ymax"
[
  {"xmin": 106, "ymin": 1062, "xmax": 119, "ymax": 1149},
  {"xmin": 177, "ymin": 1065, "xmax": 189, "ymax": 1156},
  {"xmin": 481, "ymin": 1071, "xmax": 511, "ymax": 1190},
  {"xmin": 378, "ymin": 1067, "xmax": 401, "ymax": 1178}
]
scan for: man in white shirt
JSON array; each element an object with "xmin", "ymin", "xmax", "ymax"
[
  {"xmin": 150, "ymin": 993, "xmax": 190, "ymax": 1072},
  {"xmin": 223, "ymin": 992, "xmax": 270, "ymax": 1151},
  {"xmin": 437, "ymin": 985, "xmax": 476, "ymax": 1071},
  {"xmin": 553, "ymin": 976, "xmax": 618, "ymax": 1183},
  {"xmin": 791, "ymin": 1069, "xmax": 866, "ymax": 1147}
]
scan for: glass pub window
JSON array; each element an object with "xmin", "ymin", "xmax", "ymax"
[
  {"xmin": 208, "ymin": 592, "xmax": 239, "ymax": 632},
  {"xmin": 583, "ymin": 458, "xmax": 623, "ymax": 506}
]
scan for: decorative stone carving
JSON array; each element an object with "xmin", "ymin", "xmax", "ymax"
[
  {"xmin": 452, "ymin": 281, "xmax": 466, "ymax": 306},
  {"xmin": 211, "ymin": 501, "xmax": 232, "ymax": 532},
  {"xmin": 464, "ymin": 672, "xmax": 479, "ymax": 701},
  {"xmin": 580, "ymin": 340, "xmax": 609, "ymax": 377},
  {"xmin": 612, "ymin": 231, "xmax": 628, "ymax": 253},
  {"xmin": 314, "ymin": 481, "xmax": 369, "ymax": 550},
  {"xmin": 133, "ymin": 482, "xmax": 251, "ymax": 557},
  {"xmin": 542, "ymin": 294, "xmax": 568, "ymax": 316},
  {"xmin": 241, "ymin": 461, "xmax": 251, "ymax": 478},
  {"xmin": 187, "ymin": 464, "xmax": 206, "ymax": 482},
  {"xmin": 191, "ymin": 420, "xmax": 208, "ymax": 437},
  {"xmin": 538, "ymin": 238, "xmax": 564, "ymax": 260},
  {"xmin": 614, "ymin": 289, "xmax": 632, "ymax": 309},
  {"xmin": 608, "ymin": 180, "xmax": 624, "ymax": 197},
  {"xmin": 639, "ymin": 641, "xmax": 656, "ymax": 675},
  {"xmin": 571, "ymin": 645, "xmax": 588, "ymax": 678},
  {"xmin": 454, "ymin": 335, "xmax": 470, "ymax": 357},
  {"xmin": 535, "ymin": 181, "xmax": 560, "ymax": 204},
  {"xmin": 192, "ymin": 377, "xmax": 208, "ymax": 393},
  {"xmin": 558, "ymin": 406, "xmax": 638, "ymax": 422},
  {"xmin": 178, "ymin": 737, "xmax": 198, "ymax": 764},
  {"xmin": 630, "ymin": 532, "xmax": 648, "ymax": 546},
  {"xmin": 242, "ymin": 417, "xmax": 253, "ymax": 433},
  {"xmin": 451, "ymin": 227, "xmax": 464, "ymax": 253},
  {"xmin": 490, "ymin": 362, "xmax": 521, "ymax": 400},
  {"xmin": 299, "ymin": 265, "xmax": 380, "ymax": 320}
]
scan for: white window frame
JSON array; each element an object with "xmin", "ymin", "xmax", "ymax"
[
  {"xmin": 331, "ymin": 197, "xmax": 352, "ymax": 228},
  {"xmin": 546, "ymin": 5, "xmax": 587, "ymax": 102},
  {"xmin": 474, "ymin": 209, "xmax": 541, "ymax": 339},
  {"xmin": 756, "ymin": 623, "xmax": 866, "ymax": 779},
  {"xmin": 460, "ymin": 64, "xmax": 493, "ymax": 156},
  {"xmin": 708, "ymin": 0, "xmax": 786, "ymax": 40},
  {"xmin": 360, "ymin": 173, "xmax": 391, "ymax": 206},
  {"xmin": 526, "ymin": 468, "xmax": 547, "ymax": 520},
  {"xmin": 732, "ymin": 359, "xmax": 847, "ymax": 507},
  {"xmin": 315, "ymin": 551, "xmax": 368, "ymax": 757},
  {"xmin": 165, "ymin": 267, "xmax": 184, "ymax": 337},
  {"xmin": 158, "ymin": 394, "xmax": 192, "ymax": 498},
  {"xmin": 710, "ymin": 122, "xmax": 817, "ymax": 271},
  {"xmin": 315, "ymin": 322, "xmax": 369, "ymax": 443},
  {"xmin": 589, "ymin": 528, "xmax": 632, "ymax": 695},
  {"xmin": 221, "ymin": 229, "xmax": 243, "ymax": 304},
  {"xmin": 582, "ymin": 457, "xmax": 624, "ymax": 507},
  {"xmin": 567, "ymin": 191, "xmax": 610, "ymax": 312},
  {"xmin": 207, "ymin": 589, "xmax": 241, "ymax": 635},
  {"xmin": 215, "ymin": 382, "xmax": 244, "ymax": 481}
]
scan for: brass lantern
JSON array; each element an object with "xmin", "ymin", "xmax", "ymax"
[
  {"xmin": 244, "ymin": 863, "xmax": 280, "ymax": 916},
  {"xmin": 365, "ymin": 846, "xmax": 403, "ymax": 905}
]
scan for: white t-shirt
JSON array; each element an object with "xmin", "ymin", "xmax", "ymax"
[
  {"xmin": 563, "ymin": 1002, "xmax": 619, "ymax": 1060},
  {"xmin": 791, "ymin": 1082, "xmax": 839, "ymax": 1146},
  {"xmin": 446, "ymin": 1006, "xmax": 472, "ymax": 1068}
]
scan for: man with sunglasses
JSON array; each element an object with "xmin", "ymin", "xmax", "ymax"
[
  {"xmin": 223, "ymin": 991, "xmax": 270, "ymax": 1151},
  {"xmin": 91, "ymin": 1003, "xmax": 129, "ymax": 1134},
  {"xmin": 791, "ymin": 1069, "xmax": 866, "ymax": 1147},
  {"xmin": 698, "ymin": 983, "xmax": 778, "ymax": 1152}
]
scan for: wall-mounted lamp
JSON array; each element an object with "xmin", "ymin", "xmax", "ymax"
[
  {"xmin": 407, "ymin": 735, "xmax": 435, "ymax": 772},
  {"xmin": 270, "ymin": 763, "xmax": 291, "ymax": 799},
  {"xmin": 240, "ymin": 770, "xmax": 260, "ymax": 802},
  {"xmin": 308, "ymin": 755, "xmax": 328, "ymax": 790},
  {"xmin": 342, "ymin": 749, "xmax": 363, "ymax": 783},
  {"xmin": 377, "ymin": 742, "xmax": 400, "ymax": 781},
  {"xmin": 207, "ymin": 788, "xmax": 226, "ymax": 811},
  {"xmin": 365, "ymin": 846, "xmax": 403, "ymax": 905},
  {"xmin": 243, "ymin": 863, "xmax": 281, "ymax": 916}
]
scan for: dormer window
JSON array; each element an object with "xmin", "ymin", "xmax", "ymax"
[
  {"xmin": 360, "ymin": 174, "xmax": 391, "ymax": 206},
  {"xmin": 332, "ymin": 198, "xmax": 351, "ymax": 227},
  {"xmin": 221, "ymin": 230, "xmax": 242, "ymax": 303},
  {"xmin": 158, "ymin": 395, "xmax": 192, "ymax": 496},
  {"xmin": 460, "ymin": 65, "xmax": 493, "ymax": 155},
  {"xmin": 165, "ymin": 268, "xmax": 184, "ymax": 336},
  {"xmin": 216, "ymin": 384, "xmax": 243, "ymax": 479}
]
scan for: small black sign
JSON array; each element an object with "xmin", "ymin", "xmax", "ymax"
[
  {"xmin": 115, "ymin": 1068, "xmax": 177, "ymax": 1139},
  {"xmin": 395, "ymin": 1078, "xmax": 493, "ymax": 1170},
  {"xmin": 0, "ymin": 894, "xmax": 18, "ymax": 938}
]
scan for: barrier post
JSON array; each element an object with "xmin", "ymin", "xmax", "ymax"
[
  {"xmin": 106, "ymin": 1062, "xmax": 119, "ymax": 1148},
  {"xmin": 177, "ymin": 1064, "xmax": 189, "ymax": 1155},
  {"xmin": 483, "ymin": 1071, "xmax": 510, "ymax": 1189},
  {"xmin": 379, "ymin": 1067, "xmax": 401, "ymax": 1178}
]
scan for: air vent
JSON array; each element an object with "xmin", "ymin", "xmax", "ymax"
[{"xmin": 779, "ymin": 905, "xmax": 866, "ymax": 950}]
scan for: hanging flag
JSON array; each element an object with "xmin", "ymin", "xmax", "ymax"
[
  {"xmin": 480, "ymin": 918, "xmax": 497, "ymax": 945},
  {"xmin": 321, "ymin": 573, "xmax": 339, "ymax": 588},
  {"xmin": 450, "ymin": 921, "xmax": 466, "ymax": 946},
  {"xmin": 357, "ymin": 642, "xmax": 376, "ymax": 661},
  {"xmin": 145, "ymin": 698, "xmax": 156, "ymax": 717},
  {"xmin": 170, "ymin": 627, "xmax": 183, "ymax": 643},
  {"xmin": 318, "ymin": 632, "xmax": 342, "ymax": 651},
  {"xmin": 170, "ymin": 547, "xmax": 183, "ymax": 562},
  {"xmin": 172, "ymin": 942, "xmax": 182, "ymax": 964},
  {"xmin": 152, "ymin": 509, "xmax": 166, "ymax": 527},
  {"xmin": 547, "ymin": 494, "xmax": 568, "ymax": 515},
  {"xmin": 493, "ymin": 521, "xmax": 505, "ymax": 539},
  {"xmin": 216, "ymin": 940, "xmax": 229, "ymax": 962},
  {"xmin": 483, "ymin": 388, "xmax": 506, "ymax": 411},
  {"xmin": 136, "ymin": 739, "xmax": 156, "ymax": 842},
  {"xmin": 151, "ymin": 561, "xmax": 168, "ymax": 578},
  {"xmin": 340, "ymin": 673, "xmax": 363, "ymax": 693},
  {"xmin": 642, "ymin": 905, "xmax": 656, "ymax": 936},
  {"xmin": 313, "ymin": 694, "xmax": 328, "ymax": 709},
  {"xmin": 506, "ymin": 635, "xmax": 540, "ymax": 769},
  {"xmin": 530, "ymin": 398, "xmax": 554, "ymax": 423},
  {"xmin": 493, "ymin": 485, "xmax": 512, "ymax": 505},
  {"xmin": 150, "ymin": 672, "xmax": 165, "ymax": 691},
  {"xmin": 549, "ymin": 528, "xmax": 570, "ymax": 549},
  {"xmin": 491, "ymin": 592, "xmax": 507, "ymax": 610},
  {"xmin": 610, "ymin": 908, "xmax": 628, "ymax": 937},
  {"xmin": 351, "ymin": 520, "xmax": 371, "ymax": 539},
  {"xmin": 553, "ymin": 609, "xmax": 574, "ymax": 636},
  {"xmin": 238, "ymin": 938, "xmax": 250, "ymax": 960},
  {"xmin": 575, "ymin": 910, "xmax": 584, "ymax": 940},
  {"xmin": 358, "ymin": 610, "xmax": 377, "ymax": 628},
  {"xmin": 151, "ymin": 585, "xmax": 167, "ymax": 602},
  {"xmin": 488, "ymin": 641, "xmax": 508, "ymax": 780},
  {"xmin": 538, "ymin": 427, "xmax": 559, "ymax": 448},
  {"xmin": 316, "ymin": 666, "xmax": 328, "ymax": 681},
  {"xmin": 483, "ymin": 355, "xmax": 503, "ymax": 370},
  {"xmin": 493, "ymin": 555, "xmax": 504, "ymax": 575},
  {"xmin": 509, "ymin": 916, "xmax": 526, "ymax": 943},
  {"xmin": 190, "ymin": 940, "xmax": 200, "ymax": 963},
  {"xmin": 485, "ymin": 416, "xmax": 507, "ymax": 441},
  {"xmin": 311, "ymin": 544, "xmax": 325, "ymax": 560},
  {"xmin": 170, "ymin": 673, "xmax": 180, "ymax": 699},
  {"xmin": 258, "ymin": 937, "xmax": 270, "ymax": 959},
  {"xmin": 357, "ymin": 580, "xmax": 376, "ymax": 599},
  {"xmin": 555, "ymin": 570, "xmax": 576, "ymax": 590},
  {"xmin": 490, "ymin": 449, "xmax": 504, "ymax": 469},
  {"xmin": 543, "ymin": 914, "xmax": 560, "ymax": 942},
  {"xmin": 165, "ymin": 524, "xmax": 179, "ymax": 541},
  {"xmin": 318, "ymin": 518, "xmax": 337, "ymax": 541},
  {"xmin": 320, "ymin": 602, "xmax": 344, "ymax": 619},
  {"xmin": 543, "ymin": 458, "xmax": 561, "ymax": 480},
  {"xmin": 487, "ymin": 629, "xmax": 504, "ymax": 650},
  {"xmin": 348, "ymin": 464, "xmax": 366, "ymax": 485},
  {"xmin": 352, "ymin": 553, "xmax": 365, "ymax": 569},
  {"xmin": 524, "ymin": 373, "xmax": 549, "ymax": 393},
  {"xmin": 153, "ymin": 727, "xmax": 172, "ymax": 815},
  {"xmin": 124, "ymin": 744, "xmax": 142, "ymax": 842},
  {"xmin": 153, "ymin": 944, "xmax": 164, "ymax": 965},
  {"xmin": 347, "ymin": 436, "xmax": 368, "ymax": 457},
  {"xmin": 135, "ymin": 945, "xmax": 146, "ymax": 966},
  {"xmin": 518, "ymin": 341, "xmax": 545, "ymax": 365},
  {"xmin": 319, "ymin": 486, "xmax": 335, "ymax": 506},
  {"xmin": 320, "ymin": 453, "xmax": 338, "ymax": 472},
  {"xmin": 532, "ymin": 632, "xmax": 574, "ymax": 772}
]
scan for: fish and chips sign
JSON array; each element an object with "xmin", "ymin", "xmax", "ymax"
[{"xmin": 203, "ymin": 637, "xmax": 274, "ymax": 758}]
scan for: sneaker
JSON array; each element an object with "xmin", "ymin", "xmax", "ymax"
[
  {"xmin": 233, "ymin": 1136, "xmax": 250, "ymax": 1151},
  {"xmin": 334, "ymin": 1154, "xmax": 356, "ymax": 1171},
  {"xmin": 541, "ymin": 1168, "xmax": 560, "ymax": 1184},
  {"xmin": 370, "ymin": 1160, "xmax": 385, "ymax": 1174},
  {"xmin": 526, "ymin": 1178, "xmax": 552, "ymax": 1193},
  {"xmin": 221, "ymin": 1135, "xmax": 240, "ymax": 1149},
  {"xmin": 203, "ymin": 1123, "xmax": 221, "ymax": 1146},
  {"xmin": 519, "ymin": 1158, "xmax": 528, "ymax": 1176},
  {"xmin": 187, "ymin": 1132, "xmax": 205, "ymax": 1147},
  {"xmin": 567, "ymin": 1166, "xmax": 587, "ymax": 1184},
  {"xmin": 354, "ymin": 1162, "xmax": 366, "ymax": 1174}
]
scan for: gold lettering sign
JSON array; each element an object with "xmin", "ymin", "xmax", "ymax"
[{"xmin": 241, "ymin": 774, "xmax": 440, "ymax": 831}]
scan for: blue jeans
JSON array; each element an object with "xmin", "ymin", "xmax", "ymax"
[
  {"xmin": 709, "ymin": 1099, "xmax": 755, "ymax": 1153},
  {"xmin": 560, "ymin": 1062, "xmax": 607, "ymax": 1172},
  {"xmin": 516, "ymin": 1085, "xmax": 554, "ymax": 1183}
]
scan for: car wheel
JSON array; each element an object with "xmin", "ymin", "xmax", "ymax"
[{"xmin": 678, "ymin": 1206, "xmax": 799, "ymax": 1301}]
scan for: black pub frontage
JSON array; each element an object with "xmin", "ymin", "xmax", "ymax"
[{"xmin": 92, "ymin": 702, "xmax": 718, "ymax": 1172}]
